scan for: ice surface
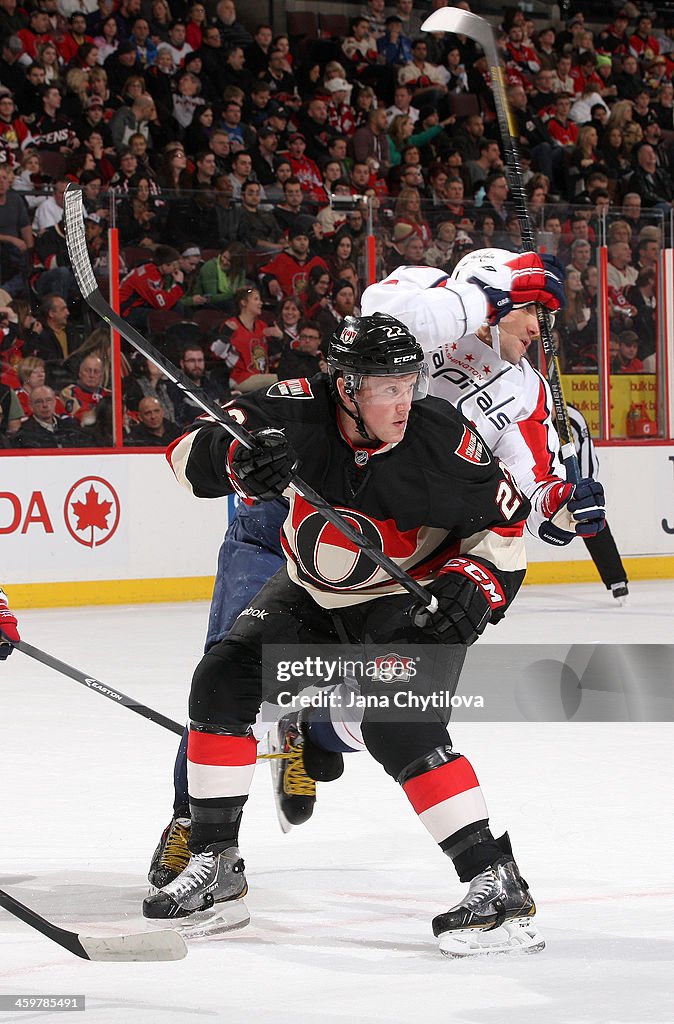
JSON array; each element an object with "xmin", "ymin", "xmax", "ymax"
[{"xmin": 1, "ymin": 582, "xmax": 673, "ymax": 1024}]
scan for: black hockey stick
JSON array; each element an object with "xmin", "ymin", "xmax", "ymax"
[
  {"xmin": 14, "ymin": 638, "xmax": 184, "ymax": 736},
  {"xmin": 0, "ymin": 887, "xmax": 187, "ymax": 961},
  {"xmin": 63, "ymin": 185, "xmax": 438, "ymax": 613},
  {"xmin": 422, "ymin": 9, "xmax": 581, "ymax": 485}
]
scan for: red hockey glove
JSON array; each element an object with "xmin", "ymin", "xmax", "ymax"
[
  {"xmin": 411, "ymin": 559, "xmax": 507, "ymax": 646},
  {"xmin": 469, "ymin": 253, "xmax": 565, "ymax": 325},
  {"xmin": 538, "ymin": 479, "xmax": 606, "ymax": 546},
  {"xmin": 226, "ymin": 428, "xmax": 299, "ymax": 502},
  {"xmin": 506, "ymin": 252, "xmax": 566, "ymax": 313},
  {"xmin": 0, "ymin": 588, "xmax": 20, "ymax": 660}
]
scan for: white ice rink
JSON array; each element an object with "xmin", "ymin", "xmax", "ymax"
[{"xmin": 2, "ymin": 581, "xmax": 674, "ymax": 1024}]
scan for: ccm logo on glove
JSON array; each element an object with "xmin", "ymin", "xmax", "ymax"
[{"xmin": 438, "ymin": 558, "xmax": 507, "ymax": 608}]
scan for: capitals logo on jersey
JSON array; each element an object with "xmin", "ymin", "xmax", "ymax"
[
  {"xmin": 454, "ymin": 426, "xmax": 491, "ymax": 466},
  {"xmin": 266, "ymin": 379, "xmax": 314, "ymax": 400}
]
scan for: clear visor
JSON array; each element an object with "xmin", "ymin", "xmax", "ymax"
[{"xmin": 342, "ymin": 364, "xmax": 429, "ymax": 405}]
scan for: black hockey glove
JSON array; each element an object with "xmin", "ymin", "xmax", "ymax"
[
  {"xmin": 410, "ymin": 561, "xmax": 506, "ymax": 646},
  {"xmin": 226, "ymin": 428, "xmax": 299, "ymax": 502}
]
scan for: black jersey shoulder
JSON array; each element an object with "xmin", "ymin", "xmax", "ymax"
[{"xmin": 407, "ymin": 395, "xmax": 496, "ymax": 478}]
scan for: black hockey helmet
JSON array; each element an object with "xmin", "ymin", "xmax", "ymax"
[
  {"xmin": 328, "ymin": 313, "xmax": 429, "ymax": 440},
  {"xmin": 328, "ymin": 312, "xmax": 427, "ymax": 388}
]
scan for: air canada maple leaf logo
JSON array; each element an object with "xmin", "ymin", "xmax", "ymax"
[{"xmin": 63, "ymin": 476, "xmax": 121, "ymax": 547}]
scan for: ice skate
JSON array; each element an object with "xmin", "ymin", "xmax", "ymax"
[
  {"xmin": 432, "ymin": 834, "xmax": 544, "ymax": 958},
  {"xmin": 611, "ymin": 581, "xmax": 629, "ymax": 605},
  {"xmin": 143, "ymin": 844, "xmax": 249, "ymax": 933},
  {"xmin": 268, "ymin": 713, "xmax": 317, "ymax": 833},
  {"xmin": 147, "ymin": 813, "xmax": 191, "ymax": 892}
]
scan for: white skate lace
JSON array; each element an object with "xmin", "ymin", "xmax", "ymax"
[
  {"xmin": 164, "ymin": 851, "xmax": 215, "ymax": 899},
  {"xmin": 460, "ymin": 869, "xmax": 497, "ymax": 911}
]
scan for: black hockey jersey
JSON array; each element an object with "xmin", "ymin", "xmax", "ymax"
[{"xmin": 167, "ymin": 376, "xmax": 530, "ymax": 611}]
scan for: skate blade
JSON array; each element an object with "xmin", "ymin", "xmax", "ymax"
[
  {"xmin": 438, "ymin": 918, "xmax": 545, "ymax": 958},
  {"xmin": 170, "ymin": 898, "xmax": 251, "ymax": 939},
  {"xmin": 267, "ymin": 729, "xmax": 294, "ymax": 835}
]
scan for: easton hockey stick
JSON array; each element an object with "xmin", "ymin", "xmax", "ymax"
[
  {"xmin": 63, "ymin": 185, "xmax": 438, "ymax": 613},
  {"xmin": 421, "ymin": 8, "xmax": 581, "ymax": 484},
  {"xmin": 13, "ymin": 638, "xmax": 184, "ymax": 735},
  {"xmin": 0, "ymin": 887, "xmax": 187, "ymax": 961},
  {"xmin": 7, "ymin": 635, "xmax": 295, "ymax": 763}
]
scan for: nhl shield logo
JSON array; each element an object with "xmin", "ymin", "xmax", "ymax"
[{"xmin": 354, "ymin": 449, "xmax": 369, "ymax": 467}]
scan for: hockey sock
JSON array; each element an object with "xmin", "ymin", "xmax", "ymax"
[
  {"xmin": 397, "ymin": 745, "xmax": 503, "ymax": 882},
  {"xmin": 187, "ymin": 728, "xmax": 257, "ymax": 852},
  {"xmin": 303, "ymin": 683, "xmax": 367, "ymax": 754}
]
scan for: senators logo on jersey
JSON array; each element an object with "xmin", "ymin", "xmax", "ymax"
[
  {"xmin": 266, "ymin": 379, "xmax": 315, "ymax": 400},
  {"xmin": 454, "ymin": 426, "xmax": 491, "ymax": 466}
]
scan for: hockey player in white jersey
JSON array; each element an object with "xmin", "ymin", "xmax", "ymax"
[{"xmin": 361, "ymin": 251, "xmax": 606, "ymax": 547}]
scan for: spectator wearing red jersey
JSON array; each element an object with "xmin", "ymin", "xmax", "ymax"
[
  {"xmin": 58, "ymin": 12, "xmax": 93, "ymax": 64},
  {"xmin": 17, "ymin": 9, "xmax": 54, "ymax": 61},
  {"xmin": 547, "ymin": 93, "xmax": 578, "ymax": 148},
  {"xmin": 211, "ymin": 286, "xmax": 280, "ymax": 393},
  {"xmin": 570, "ymin": 52, "xmax": 603, "ymax": 96},
  {"xmin": 60, "ymin": 354, "xmax": 111, "ymax": 426},
  {"xmin": 628, "ymin": 15, "xmax": 660, "ymax": 62},
  {"xmin": 286, "ymin": 133, "xmax": 323, "ymax": 201},
  {"xmin": 259, "ymin": 229, "xmax": 329, "ymax": 302},
  {"xmin": 15, "ymin": 356, "xmax": 65, "ymax": 417},
  {"xmin": 505, "ymin": 24, "xmax": 540, "ymax": 80},
  {"xmin": 325, "ymin": 78, "xmax": 355, "ymax": 137},
  {"xmin": 118, "ymin": 245, "xmax": 184, "ymax": 330},
  {"xmin": 0, "ymin": 89, "xmax": 33, "ymax": 160}
]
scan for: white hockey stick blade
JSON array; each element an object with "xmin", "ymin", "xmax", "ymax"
[
  {"xmin": 78, "ymin": 929, "xmax": 188, "ymax": 962},
  {"xmin": 421, "ymin": 8, "xmax": 493, "ymax": 49}
]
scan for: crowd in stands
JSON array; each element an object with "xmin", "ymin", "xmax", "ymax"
[{"xmin": 1, "ymin": 0, "xmax": 672, "ymax": 448}]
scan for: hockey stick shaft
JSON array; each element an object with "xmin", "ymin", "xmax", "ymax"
[
  {"xmin": 422, "ymin": 10, "xmax": 580, "ymax": 484},
  {"xmin": 15, "ymin": 639, "xmax": 184, "ymax": 736},
  {"xmin": 63, "ymin": 185, "xmax": 438, "ymax": 612},
  {"xmin": 0, "ymin": 887, "xmax": 186, "ymax": 961}
]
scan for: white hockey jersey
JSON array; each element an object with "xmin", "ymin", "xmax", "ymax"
[{"xmin": 362, "ymin": 266, "xmax": 565, "ymax": 538}]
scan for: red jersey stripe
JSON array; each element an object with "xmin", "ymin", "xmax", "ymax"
[
  {"xmin": 402, "ymin": 756, "xmax": 479, "ymax": 815},
  {"xmin": 187, "ymin": 731, "xmax": 257, "ymax": 766},
  {"xmin": 517, "ymin": 376, "xmax": 557, "ymax": 485}
]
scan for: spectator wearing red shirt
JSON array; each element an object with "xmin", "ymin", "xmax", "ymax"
[
  {"xmin": 119, "ymin": 245, "xmax": 184, "ymax": 330},
  {"xmin": 260, "ymin": 230, "xmax": 329, "ymax": 302},
  {"xmin": 211, "ymin": 286, "xmax": 280, "ymax": 392}
]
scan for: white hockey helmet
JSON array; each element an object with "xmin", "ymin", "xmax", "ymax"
[{"xmin": 451, "ymin": 248, "xmax": 515, "ymax": 293}]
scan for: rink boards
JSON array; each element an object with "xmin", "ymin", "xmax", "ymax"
[{"xmin": 2, "ymin": 445, "xmax": 673, "ymax": 607}]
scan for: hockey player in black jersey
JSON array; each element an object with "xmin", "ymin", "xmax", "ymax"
[{"xmin": 144, "ymin": 313, "xmax": 543, "ymax": 956}]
